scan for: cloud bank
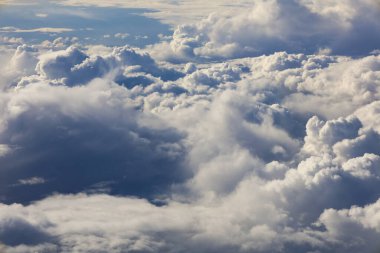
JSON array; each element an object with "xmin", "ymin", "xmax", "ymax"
[
  {"xmin": 150, "ymin": 0, "xmax": 380, "ymax": 61},
  {"xmin": 0, "ymin": 1, "xmax": 380, "ymax": 252}
]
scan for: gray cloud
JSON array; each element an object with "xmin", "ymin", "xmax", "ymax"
[
  {"xmin": 34, "ymin": 46, "xmax": 183, "ymax": 87},
  {"xmin": 0, "ymin": 78, "xmax": 188, "ymax": 204}
]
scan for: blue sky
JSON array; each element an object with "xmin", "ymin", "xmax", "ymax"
[{"xmin": 0, "ymin": 2, "xmax": 171, "ymax": 46}]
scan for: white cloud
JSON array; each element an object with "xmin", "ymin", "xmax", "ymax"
[
  {"xmin": 57, "ymin": 0, "xmax": 255, "ymax": 25},
  {"xmin": 148, "ymin": 0, "xmax": 380, "ymax": 62},
  {"xmin": 313, "ymin": 199, "xmax": 380, "ymax": 253},
  {"xmin": 0, "ymin": 144, "xmax": 11, "ymax": 157},
  {"xmin": 0, "ymin": 26, "xmax": 74, "ymax": 33},
  {"xmin": 35, "ymin": 13, "xmax": 48, "ymax": 18},
  {"xmin": 114, "ymin": 33, "xmax": 129, "ymax": 39},
  {"xmin": 342, "ymin": 154, "xmax": 380, "ymax": 179},
  {"xmin": 0, "ymin": 36, "xmax": 23, "ymax": 45},
  {"xmin": 18, "ymin": 177, "xmax": 46, "ymax": 186},
  {"xmin": 0, "ymin": 4, "xmax": 380, "ymax": 249}
]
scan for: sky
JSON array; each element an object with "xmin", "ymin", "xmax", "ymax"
[{"xmin": 0, "ymin": 0, "xmax": 380, "ymax": 252}]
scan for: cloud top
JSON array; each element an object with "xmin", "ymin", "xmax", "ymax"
[{"xmin": 0, "ymin": 1, "xmax": 380, "ymax": 252}]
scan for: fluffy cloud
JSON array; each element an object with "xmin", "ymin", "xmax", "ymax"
[
  {"xmin": 1, "ymin": 182, "xmax": 380, "ymax": 253},
  {"xmin": 1, "ymin": 2, "xmax": 380, "ymax": 251},
  {"xmin": 313, "ymin": 199, "xmax": 380, "ymax": 253},
  {"xmin": 150, "ymin": 0, "xmax": 380, "ymax": 62},
  {"xmin": 2, "ymin": 47, "xmax": 379, "ymax": 251},
  {"xmin": 0, "ymin": 77, "xmax": 187, "ymax": 203},
  {"xmin": 34, "ymin": 46, "xmax": 183, "ymax": 86},
  {"xmin": 0, "ymin": 36, "xmax": 23, "ymax": 46}
]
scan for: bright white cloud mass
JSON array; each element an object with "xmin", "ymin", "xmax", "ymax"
[{"xmin": 0, "ymin": 0, "xmax": 380, "ymax": 252}]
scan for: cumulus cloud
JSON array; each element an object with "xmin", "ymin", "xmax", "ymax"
[
  {"xmin": 33, "ymin": 46, "xmax": 183, "ymax": 86},
  {"xmin": 1, "ymin": 1, "xmax": 380, "ymax": 251},
  {"xmin": 0, "ymin": 79, "xmax": 188, "ymax": 203},
  {"xmin": 313, "ymin": 199, "xmax": 380, "ymax": 253},
  {"xmin": 0, "ymin": 44, "xmax": 379, "ymax": 251},
  {"xmin": 1, "ymin": 187, "xmax": 380, "ymax": 253},
  {"xmin": 149, "ymin": 0, "xmax": 380, "ymax": 62},
  {"xmin": 0, "ymin": 36, "xmax": 23, "ymax": 46}
]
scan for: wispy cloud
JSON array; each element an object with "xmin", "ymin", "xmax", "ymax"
[
  {"xmin": 0, "ymin": 26, "xmax": 73, "ymax": 33},
  {"xmin": 18, "ymin": 177, "xmax": 46, "ymax": 185}
]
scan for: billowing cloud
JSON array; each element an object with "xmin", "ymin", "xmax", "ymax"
[
  {"xmin": 34, "ymin": 46, "xmax": 183, "ymax": 86},
  {"xmin": 0, "ymin": 44, "xmax": 379, "ymax": 251},
  {"xmin": 1, "ymin": 1, "xmax": 380, "ymax": 252},
  {"xmin": 149, "ymin": 0, "xmax": 380, "ymax": 62},
  {"xmin": 0, "ymin": 79, "xmax": 188, "ymax": 203}
]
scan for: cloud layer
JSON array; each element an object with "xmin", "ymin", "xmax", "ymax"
[
  {"xmin": 1, "ymin": 1, "xmax": 380, "ymax": 252},
  {"xmin": 150, "ymin": 0, "xmax": 380, "ymax": 61},
  {"xmin": 0, "ymin": 42, "xmax": 379, "ymax": 252}
]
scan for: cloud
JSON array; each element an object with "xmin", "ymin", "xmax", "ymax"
[
  {"xmin": 354, "ymin": 101, "xmax": 380, "ymax": 133},
  {"xmin": 0, "ymin": 216, "xmax": 52, "ymax": 247},
  {"xmin": 57, "ymin": 0, "xmax": 255, "ymax": 25},
  {"xmin": 313, "ymin": 199, "xmax": 380, "ymax": 253},
  {"xmin": 302, "ymin": 116, "xmax": 362, "ymax": 156},
  {"xmin": 34, "ymin": 46, "xmax": 183, "ymax": 86},
  {"xmin": 0, "ymin": 26, "xmax": 74, "ymax": 33},
  {"xmin": 0, "ymin": 36, "xmax": 23, "ymax": 45},
  {"xmin": 0, "ymin": 144, "xmax": 11, "ymax": 157},
  {"xmin": 0, "ymin": 5, "xmax": 380, "ymax": 250},
  {"xmin": 17, "ymin": 177, "xmax": 46, "ymax": 186},
  {"xmin": 114, "ymin": 33, "xmax": 129, "ymax": 39},
  {"xmin": 149, "ymin": 0, "xmax": 380, "ymax": 62},
  {"xmin": 342, "ymin": 153, "xmax": 380, "ymax": 179},
  {"xmin": 0, "ymin": 45, "xmax": 39, "ymax": 90},
  {"xmin": 35, "ymin": 13, "xmax": 48, "ymax": 18},
  {"xmin": 0, "ymin": 190, "xmax": 380, "ymax": 253},
  {"xmin": 0, "ymin": 78, "xmax": 188, "ymax": 203}
]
